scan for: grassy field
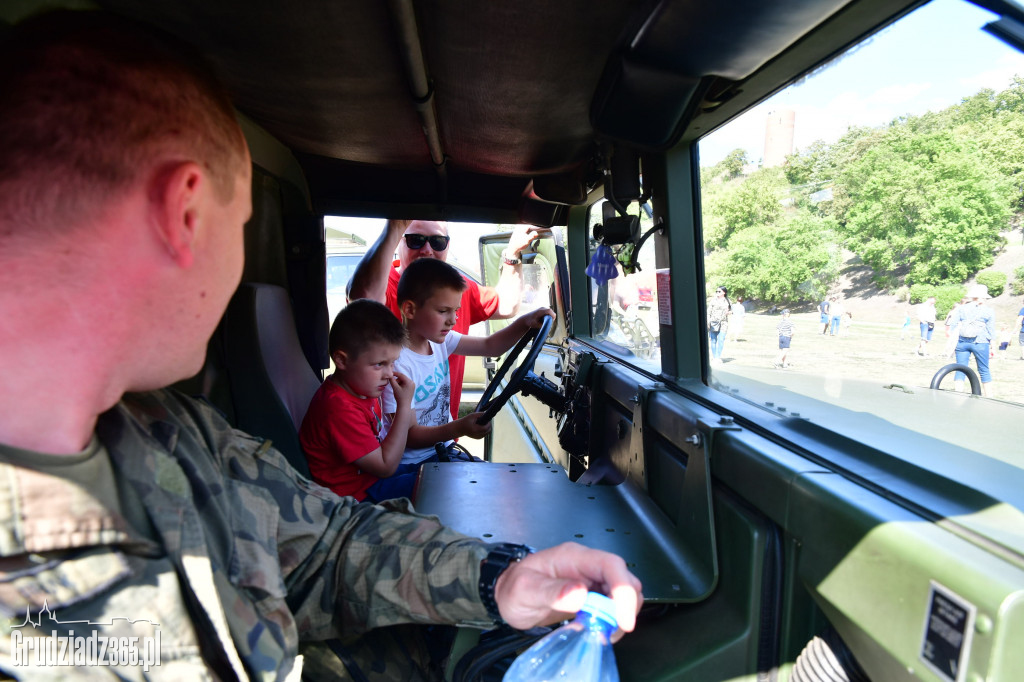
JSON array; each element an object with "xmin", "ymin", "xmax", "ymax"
[{"xmin": 716, "ymin": 310, "xmax": 1024, "ymax": 406}]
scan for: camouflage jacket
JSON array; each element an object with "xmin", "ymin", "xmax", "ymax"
[{"xmin": 0, "ymin": 389, "xmax": 494, "ymax": 680}]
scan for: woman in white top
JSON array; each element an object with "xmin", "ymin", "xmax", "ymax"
[{"xmin": 728, "ymin": 296, "xmax": 746, "ymax": 342}]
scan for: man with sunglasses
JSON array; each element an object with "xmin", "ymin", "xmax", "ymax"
[{"xmin": 349, "ymin": 218, "xmax": 544, "ymax": 418}]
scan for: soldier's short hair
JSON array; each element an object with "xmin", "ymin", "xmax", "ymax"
[
  {"xmin": 396, "ymin": 258, "xmax": 467, "ymax": 309},
  {"xmin": 0, "ymin": 10, "xmax": 248, "ymax": 239},
  {"xmin": 330, "ymin": 299, "xmax": 407, "ymax": 359}
]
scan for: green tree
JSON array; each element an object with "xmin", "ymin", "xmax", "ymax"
[
  {"xmin": 908, "ymin": 283, "xmax": 966, "ymax": 319},
  {"xmin": 975, "ymin": 270, "xmax": 1007, "ymax": 297},
  {"xmin": 719, "ymin": 148, "xmax": 747, "ymax": 179},
  {"xmin": 702, "ymin": 167, "xmax": 786, "ymax": 250},
  {"xmin": 1011, "ymin": 265, "xmax": 1024, "ymax": 296},
  {"xmin": 836, "ymin": 127, "xmax": 1010, "ymax": 284},
  {"xmin": 714, "ymin": 209, "xmax": 841, "ymax": 303},
  {"xmin": 783, "ymin": 139, "xmax": 833, "ymax": 187}
]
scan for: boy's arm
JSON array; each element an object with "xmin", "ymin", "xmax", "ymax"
[
  {"xmin": 407, "ymin": 413, "xmax": 490, "ymax": 447},
  {"xmin": 354, "ymin": 373, "xmax": 416, "ymax": 478},
  {"xmin": 356, "ymin": 403, "xmax": 414, "ymax": 477},
  {"xmin": 455, "ymin": 308, "xmax": 554, "ymax": 357}
]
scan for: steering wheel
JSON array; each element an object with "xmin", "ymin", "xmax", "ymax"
[{"xmin": 474, "ymin": 314, "xmax": 554, "ymax": 423}]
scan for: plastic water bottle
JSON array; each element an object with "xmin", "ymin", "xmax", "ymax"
[{"xmin": 502, "ymin": 591, "xmax": 620, "ymax": 681}]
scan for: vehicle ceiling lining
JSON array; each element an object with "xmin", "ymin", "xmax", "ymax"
[{"xmin": 91, "ymin": 0, "xmax": 910, "ymax": 222}]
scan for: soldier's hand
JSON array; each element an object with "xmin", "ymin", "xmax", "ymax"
[{"xmin": 493, "ymin": 542, "xmax": 643, "ymax": 642}]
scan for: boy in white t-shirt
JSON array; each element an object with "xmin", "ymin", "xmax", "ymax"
[{"xmin": 382, "ymin": 258, "xmax": 554, "ymax": 467}]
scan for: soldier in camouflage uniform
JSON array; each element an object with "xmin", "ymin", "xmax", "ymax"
[{"xmin": 0, "ymin": 10, "xmax": 642, "ymax": 681}]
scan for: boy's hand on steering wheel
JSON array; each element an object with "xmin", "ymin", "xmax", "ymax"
[{"xmin": 457, "ymin": 412, "xmax": 493, "ymax": 438}]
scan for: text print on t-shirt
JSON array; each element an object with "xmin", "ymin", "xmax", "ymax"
[{"xmin": 415, "ymin": 359, "xmax": 450, "ymax": 403}]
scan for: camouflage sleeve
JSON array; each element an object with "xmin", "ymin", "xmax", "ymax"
[{"xmin": 173, "ymin": 393, "xmax": 495, "ymax": 640}]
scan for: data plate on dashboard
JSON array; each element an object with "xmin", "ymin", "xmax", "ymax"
[{"xmin": 920, "ymin": 581, "xmax": 976, "ymax": 682}]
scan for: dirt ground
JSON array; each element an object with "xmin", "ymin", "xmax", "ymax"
[
  {"xmin": 717, "ymin": 309, "xmax": 1024, "ymax": 406},
  {"xmin": 715, "ymin": 229, "xmax": 1024, "ymax": 405}
]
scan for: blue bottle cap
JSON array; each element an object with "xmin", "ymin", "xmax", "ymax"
[{"xmin": 580, "ymin": 592, "xmax": 618, "ymax": 629}]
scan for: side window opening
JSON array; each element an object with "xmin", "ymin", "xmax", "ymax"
[
  {"xmin": 585, "ymin": 199, "xmax": 662, "ymax": 371},
  {"xmin": 695, "ymin": 0, "xmax": 1024, "ymax": 463}
]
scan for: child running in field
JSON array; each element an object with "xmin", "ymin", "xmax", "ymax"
[
  {"xmin": 774, "ymin": 309, "xmax": 795, "ymax": 368},
  {"xmin": 299, "ymin": 299, "xmax": 418, "ymax": 502},
  {"xmin": 384, "ymin": 258, "xmax": 554, "ymax": 467}
]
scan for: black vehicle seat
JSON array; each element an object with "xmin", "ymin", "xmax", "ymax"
[{"xmin": 221, "ymin": 282, "xmax": 321, "ymax": 478}]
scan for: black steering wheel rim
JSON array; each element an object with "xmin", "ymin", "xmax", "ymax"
[{"xmin": 474, "ymin": 314, "xmax": 554, "ymax": 423}]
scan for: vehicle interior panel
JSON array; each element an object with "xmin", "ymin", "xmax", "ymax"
[
  {"xmin": 87, "ymin": 0, "xmax": 923, "ymax": 219},
  {"xmin": 413, "ymin": 461, "xmax": 709, "ymax": 602}
]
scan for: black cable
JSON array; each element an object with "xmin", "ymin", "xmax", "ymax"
[{"xmin": 451, "ymin": 628, "xmax": 550, "ymax": 682}]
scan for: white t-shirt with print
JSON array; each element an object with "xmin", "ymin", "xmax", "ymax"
[{"xmin": 382, "ymin": 331, "xmax": 463, "ymax": 465}]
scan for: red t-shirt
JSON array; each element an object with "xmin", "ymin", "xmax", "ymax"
[
  {"xmin": 298, "ymin": 379, "xmax": 383, "ymax": 500},
  {"xmin": 386, "ymin": 261, "xmax": 499, "ymax": 417}
]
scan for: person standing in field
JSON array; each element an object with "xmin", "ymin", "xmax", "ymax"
[
  {"xmin": 829, "ymin": 297, "xmax": 844, "ymax": 337},
  {"xmin": 916, "ymin": 296, "xmax": 937, "ymax": 356},
  {"xmin": 728, "ymin": 296, "xmax": 746, "ymax": 342},
  {"xmin": 707, "ymin": 286, "xmax": 731, "ymax": 366},
  {"xmin": 953, "ymin": 285, "xmax": 996, "ymax": 396},
  {"xmin": 819, "ymin": 297, "xmax": 831, "ymax": 334},
  {"xmin": 774, "ymin": 309, "xmax": 795, "ymax": 369}
]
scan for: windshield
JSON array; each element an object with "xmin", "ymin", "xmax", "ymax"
[{"xmin": 696, "ymin": 0, "xmax": 1024, "ymax": 463}]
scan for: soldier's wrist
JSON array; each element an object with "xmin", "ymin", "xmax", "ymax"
[{"xmin": 479, "ymin": 543, "xmax": 533, "ymax": 625}]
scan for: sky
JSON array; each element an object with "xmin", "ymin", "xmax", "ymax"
[{"xmin": 699, "ymin": 0, "xmax": 1024, "ymax": 167}]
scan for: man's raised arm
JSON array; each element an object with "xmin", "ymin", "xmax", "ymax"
[
  {"xmin": 347, "ymin": 219, "xmax": 409, "ymax": 302},
  {"xmin": 491, "ymin": 224, "xmax": 549, "ymax": 319}
]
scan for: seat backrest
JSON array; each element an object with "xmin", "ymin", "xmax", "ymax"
[{"xmin": 221, "ymin": 283, "xmax": 321, "ymax": 477}]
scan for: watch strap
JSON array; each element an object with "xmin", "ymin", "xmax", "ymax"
[
  {"xmin": 479, "ymin": 542, "xmax": 532, "ymax": 625},
  {"xmin": 501, "ymin": 249, "xmax": 521, "ymax": 266}
]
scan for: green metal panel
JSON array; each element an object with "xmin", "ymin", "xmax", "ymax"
[
  {"xmin": 648, "ymin": 145, "xmax": 705, "ymax": 381},
  {"xmin": 414, "ymin": 462, "xmax": 705, "ymax": 602},
  {"xmin": 614, "ymin": 488, "xmax": 770, "ymax": 681},
  {"xmin": 565, "ymin": 202, "xmax": 593, "ymax": 339},
  {"xmin": 789, "ymin": 471, "xmax": 1024, "ymax": 681}
]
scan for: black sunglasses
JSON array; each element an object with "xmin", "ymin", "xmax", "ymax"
[{"xmin": 403, "ymin": 234, "xmax": 450, "ymax": 251}]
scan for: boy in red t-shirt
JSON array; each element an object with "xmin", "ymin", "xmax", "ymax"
[{"xmin": 299, "ymin": 299, "xmax": 417, "ymax": 502}]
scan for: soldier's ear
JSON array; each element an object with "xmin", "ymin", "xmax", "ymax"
[{"xmin": 149, "ymin": 161, "xmax": 205, "ymax": 268}]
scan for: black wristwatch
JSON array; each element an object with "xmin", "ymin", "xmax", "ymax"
[{"xmin": 479, "ymin": 543, "xmax": 533, "ymax": 625}]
